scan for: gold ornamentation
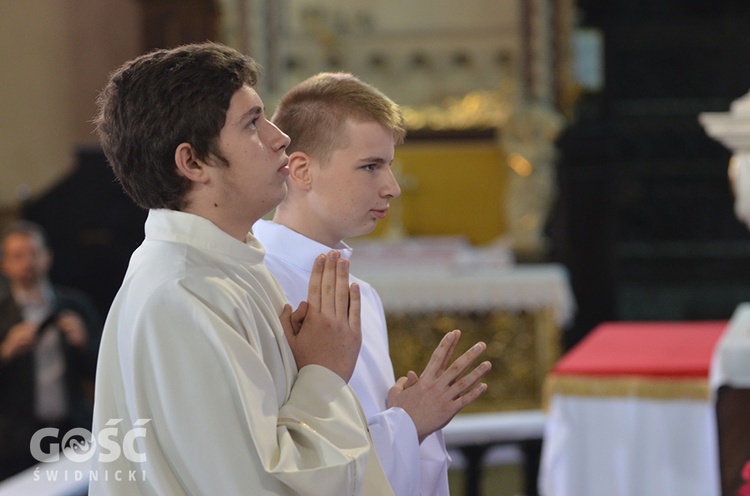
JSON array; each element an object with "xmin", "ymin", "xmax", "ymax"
[
  {"xmin": 387, "ymin": 307, "xmax": 561, "ymax": 413},
  {"xmin": 401, "ymin": 89, "xmax": 514, "ymax": 132},
  {"xmin": 543, "ymin": 375, "xmax": 710, "ymax": 410}
]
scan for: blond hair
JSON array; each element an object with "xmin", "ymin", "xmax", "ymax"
[{"xmin": 272, "ymin": 72, "xmax": 406, "ymax": 163}]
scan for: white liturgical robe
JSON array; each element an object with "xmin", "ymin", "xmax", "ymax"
[
  {"xmin": 254, "ymin": 219, "xmax": 451, "ymax": 496},
  {"xmin": 89, "ymin": 209, "xmax": 393, "ymax": 496}
]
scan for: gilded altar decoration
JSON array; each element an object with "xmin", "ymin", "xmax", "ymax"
[
  {"xmin": 400, "ymin": 88, "xmax": 514, "ymax": 132},
  {"xmin": 500, "ymin": 102, "xmax": 565, "ymax": 257},
  {"xmin": 388, "ymin": 307, "xmax": 561, "ymax": 413},
  {"xmin": 399, "ymin": 89, "xmax": 565, "ymax": 257}
]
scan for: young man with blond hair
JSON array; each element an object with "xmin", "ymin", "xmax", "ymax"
[{"xmin": 254, "ymin": 72, "xmax": 491, "ymax": 496}]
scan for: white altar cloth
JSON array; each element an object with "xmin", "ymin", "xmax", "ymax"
[
  {"xmin": 348, "ymin": 237, "xmax": 575, "ymax": 327},
  {"xmin": 540, "ymin": 395, "xmax": 719, "ymax": 496}
]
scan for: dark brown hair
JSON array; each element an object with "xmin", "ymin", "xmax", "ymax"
[{"xmin": 95, "ymin": 42, "xmax": 261, "ymax": 210}]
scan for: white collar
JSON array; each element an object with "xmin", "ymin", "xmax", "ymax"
[
  {"xmin": 252, "ymin": 219, "xmax": 352, "ymax": 273},
  {"xmin": 146, "ymin": 209, "xmax": 266, "ymax": 264}
]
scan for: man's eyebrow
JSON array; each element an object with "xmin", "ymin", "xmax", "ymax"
[
  {"xmin": 358, "ymin": 156, "xmax": 390, "ymax": 164},
  {"xmin": 236, "ymin": 105, "xmax": 263, "ymax": 123}
]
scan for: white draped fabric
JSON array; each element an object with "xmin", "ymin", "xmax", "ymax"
[
  {"xmin": 89, "ymin": 210, "xmax": 392, "ymax": 496},
  {"xmin": 540, "ymin": 395, "xmax": 719, "ymax": 496}
]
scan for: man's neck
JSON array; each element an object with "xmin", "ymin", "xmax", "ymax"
[
  {"xmin": 273, "ymin": 203, "xmax": 342, "ymax": 249},
  {"xmin": 181, "ymin": 203, "xmax": 257, "ymax": 243}
]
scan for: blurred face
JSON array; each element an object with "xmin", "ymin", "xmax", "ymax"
[
  {"xmin": 207, "ymin": 85, "xmax": 291, "ymax": 236},
  {"xmin": 306, "ymin": 119, "xmax": 401, "ymax": 247},
  {"xmin": 0, "ymin": 232, "xmax": 51, "ymax": 289}
]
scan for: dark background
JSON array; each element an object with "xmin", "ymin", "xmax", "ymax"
[{"xmin": 549, "ymin": 0, "xmax": 750, "ymax": 348}]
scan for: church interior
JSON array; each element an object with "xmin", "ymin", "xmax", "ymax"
[{"xmin": 2, "ymin": 1, "xmax": 750, "ymax": 495}]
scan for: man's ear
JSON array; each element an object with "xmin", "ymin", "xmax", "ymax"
[
  {"xmin": 287, "ymin": 151, "xmax": 314, "ymax": 191},
  {"xmin": 174, "ymin": 143, "xmax": 209, "ymax": 183}
]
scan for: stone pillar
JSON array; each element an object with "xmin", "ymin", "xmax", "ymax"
[{"xmin": 700, "ymin": 91, "xmax": 750, "ymax": 230}]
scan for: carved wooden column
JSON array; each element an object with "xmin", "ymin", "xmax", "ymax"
[{"xmin": 138, "ymin": 0, "xmax": 220, "ymax": 52}]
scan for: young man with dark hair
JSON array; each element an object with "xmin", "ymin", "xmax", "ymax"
[{"xmin": 91, "ymin": 43, "xmax": 391, "ymax": 495}]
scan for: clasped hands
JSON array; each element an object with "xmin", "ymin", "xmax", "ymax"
[{"xmin": 279, "ymin": 250, "xmax": 362, "ymax": 382}]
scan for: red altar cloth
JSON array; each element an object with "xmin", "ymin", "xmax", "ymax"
[{"xmin": 553, "ymin": 321, "xmax": 727, "ymax": 378}]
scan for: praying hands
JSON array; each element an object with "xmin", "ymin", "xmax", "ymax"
[
  {"xmin": 386, "ymin": 329, "xmax": 491, "ymax": 443},
  {"xmin": 280, "ymin": 250, "xmax": 362, "ymax": 383}
]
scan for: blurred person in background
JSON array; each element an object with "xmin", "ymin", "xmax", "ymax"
[{"xmin": 0, "ymin": 220, "xmax": 101, "ymax": 481}]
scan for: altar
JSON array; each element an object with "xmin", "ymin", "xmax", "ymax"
[
  {"xmin": 540, "ymin": 320, "xmax": 726, "ymax": 496},
  {"xmin": 349, "ymin": 236, "xmax": 576, "ymax": 413}
]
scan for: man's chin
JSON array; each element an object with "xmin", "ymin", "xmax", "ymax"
[
  {"xmin": 351, "ymin": 221, "xmax": 379, "ymax": 239},
  {"xmin": 268, "ymin": 185, "xmax": 288, "ymax": 212}
]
